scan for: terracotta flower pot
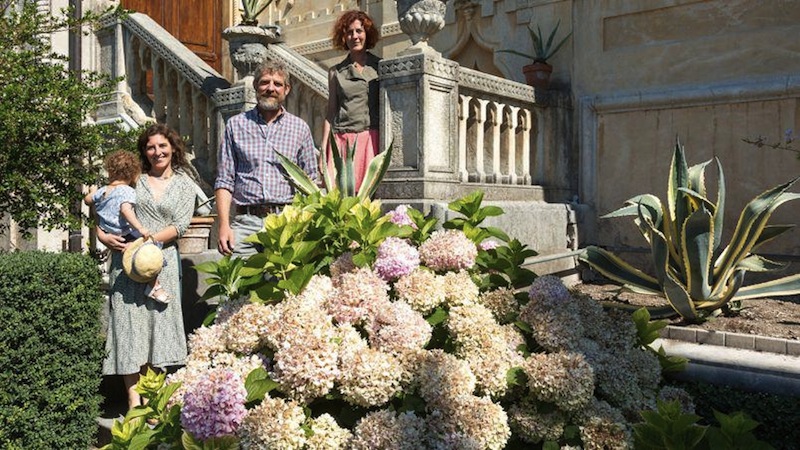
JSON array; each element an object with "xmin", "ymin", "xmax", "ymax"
[
  {"xmin": 178, "ymin": 216, "xmax": 216, "ymax": 254},
  {"xmin": 522, "ymin": 62, "xmax": 553, "ymax": 89}
]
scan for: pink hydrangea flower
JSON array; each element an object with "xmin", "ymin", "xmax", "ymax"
[
  {"xmin": 386, "ymin": 204, "xmax": 417, "ymax": 229},
  {"xmin": 326, "ymin": 267, "xmax": 390, "ymax": 325},
  {"xmin": 373, "ymin": 237, "xmax": 420, "ymax": 281},
  {"xmin": 479, "ymin": 239, "xmax": 500, "ymax": 251},
  {"xmin": 180, "ymin": 367, "xmax": 247, "ymax": 441},
  {"xmin": 419, "ymin": 230, "xmax": 477, "ymax": 272}
]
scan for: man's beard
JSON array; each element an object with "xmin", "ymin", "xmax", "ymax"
[{"xmin": 257, "ymin": 95, "xmax": 280, "ymax": 111}]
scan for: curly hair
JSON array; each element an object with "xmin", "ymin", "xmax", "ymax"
[
  {"xmin": 136, "ymin": 123, "xmax": 189, "ymax": 172},
  {"xmin": 251, "ymin": 59, "xmax": 291, "ymax": 90},
  {"xmin": 104, "ymin": 150, "xmax": 142, "ymax": 184},
  {"xmin": 331, "ymin": 10, "xmax": 380, "ymax": 51}
]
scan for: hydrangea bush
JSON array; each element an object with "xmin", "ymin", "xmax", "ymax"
[{"xmin": 104, "ymin": 190, "xmax": 681, "ymax": 450}]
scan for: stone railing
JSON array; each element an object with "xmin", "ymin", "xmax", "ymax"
[
  {"xmin": 96, "ymin": 13, "xmax": 572, "ymax": 202},
  {"xmin": 458, "ymin": 68, "xmax": 537, "ymax": 185},
  {"xmin": 96, "ymin": 14, "xmax": 332, "ymax": 188},
  {"xmin": 378, "ymin": 51, "xmax": 574, "ymax": 203},
  {"xmin": 96, "ymin": 12, "xmax": 230, "ymax": 188},
  {"xmin": 458, "ymin": 68, "xmax": 573, "ymax": 198}
]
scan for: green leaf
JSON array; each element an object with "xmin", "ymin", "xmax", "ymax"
[
  {"xmin": 734, "ymin": 272, "xmax": 800, "ymax": 300},
  {"xmin": 129, "ymin": 430, "xmax": 157, "ymax": 450},
  {"xmin": 752, "ymin": 224, "xmax": 795, "ymax": 249},
  {"xmin": 426, "ymin": 307, "xmax": 448, "ymax": 326},
  {"xmin": 542, "ymin": 441, "xmax": 560, "ymax": 450},
  {"xmin": 357, "ymin": 140, "xmax": 394, "ymax": 199},
  {"xmin": 278, "ymin": 264, "xmax": 316, "ymax": 294},
  {"xmin": 632, "ymin": 307, "xmax": 667, "ymax": 346},
  {"xmin": 506, "ymin": 366, "xmax": 527, "ymax": 387},
  {"xmin": 668, "ymin": 139, "xmax": 692, "ymax": 254},
  {"xmin": 663, "ymin": 270, "xmax": 699, "ymax": 322},
  {"xmin": 715, "ymin": 178, "xmax": 800, "ymax": 280},
  {"xmin": 681, "ymin": 206, "xmax": 713, "ymax": 301},
  {"xmin": 579, "ymin": 246, "xmax": 661, "ymax": 293},
  {"xmin": 655, "ymin": 345, "xmax": 688, "ymax": 373},
  {"xmin": 245, "ymin": 367, "xmax": 279, "ymax": 403},
  {"xmin": 514, "ymin": 320, "xmax": 533, "ymax": 333},
  {"xmin": 736, "ymin": 254, "xmax": 788, "ymax": 272},
  {"xmin": 275, "ymin": 149, "xmax": 321, "ymax": 195},
  {"xmin": 199, "ymin": 284, "xmax": 225, "ymax": 302},
  {"xmin": 193, "ymin": 259, "xmax": 224, "ymax": 274},
  {"xmin": 154, "ymin": 382, "xmax": 181, "ymax": 413},
  {"xmin": 479, "ymin": 205, "xmax": 504, "ymax": 218}
]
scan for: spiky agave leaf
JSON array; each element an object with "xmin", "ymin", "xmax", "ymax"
[
  {"xmin": 713, "ymin": 179, "xmax": 800, "ymax": 279},
  {"xmin": 580, "ymin": 246, "xmax": 661, "ymax": 293},
  {"xmin": 274, "ymin": 150, "xmax": 321, "ymax": 195},
  {"xmin": 356, "ymin": 140, "xmax": 393, "ymax": 199}
]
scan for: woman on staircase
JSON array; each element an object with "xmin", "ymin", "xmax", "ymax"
[{"xmin": 322, "ymin": 9, "xmax": 382, "ymax": 190}]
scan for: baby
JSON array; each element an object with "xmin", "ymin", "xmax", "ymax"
[{"xmin": 85, "ymin": 150, "xmax": 170, "ymax": 303}]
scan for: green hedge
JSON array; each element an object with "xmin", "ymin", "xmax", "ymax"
[
  {"xmin": 671, "ymin": 380, "xmax": 800, "ymax": 450},
  {"xmin": 0, "ymin": 251, "xmax": 105, "ymax": 450}
]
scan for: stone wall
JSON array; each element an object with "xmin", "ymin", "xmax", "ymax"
[{"xmin": 574, "ymin": 1, "xmax": 800, "ymax": 267}]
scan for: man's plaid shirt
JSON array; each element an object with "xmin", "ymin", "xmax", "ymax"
[{"xmin": 214, "ymin": 107, "xmax": 319, "ymax": 205}]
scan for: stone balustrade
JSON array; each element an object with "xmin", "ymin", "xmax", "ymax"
[
  {"xmin": 97, "ymin": 13, "xmax": 573, "ymax": 204},
  {"xmin": 96, "ymin": 12, "xmax": 231, "ymax": 188}
]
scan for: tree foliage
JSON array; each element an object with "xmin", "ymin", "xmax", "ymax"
[{"xmin": 0, "ymin": 1, "xmax": 129, "ymax": 237}]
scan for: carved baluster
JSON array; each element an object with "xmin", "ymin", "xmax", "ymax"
[
  {"xmin": 458, "ymin": 94, "xmax": 471, "ymax": 182},
  {"xmin": 192, "ymin": 92, "xmax": 207, "ymax": 164},
  {"xmin": 178, "ymin": 79, "xmax": 191, "ymax": 144},
  {"xmin": 489, "ymin": 101, "xmax": 503, "ymax": 184},
  {"xmin": 506, "ymin": 105, "xmax": 520, "ymax": 184},
  {"xmin": 151, "ymin": 55, "xmax": 166, "ymax": 123},
  {"xmin": 521, "ymin": 108, "xmax": 532, "ymax": 185},
  {"xmin": 474, "ymin": 99, "xmax": 489, "ymax": 183},
  {"xmin": 128, "ymin": 37, "xmax": 144, "ymax": 101},
  {"xmin": 165, "ymin": 68, "xmax": 179, "ymax": 130},
  {"xmin": 532, "ymin": 109, "xmax": 545, "ymax": 185}
]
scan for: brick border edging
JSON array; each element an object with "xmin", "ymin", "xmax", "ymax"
[{"xmin": 660, "ymin": 325, "xmax": 800, "ymax": 357}]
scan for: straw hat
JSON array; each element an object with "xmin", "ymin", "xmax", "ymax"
[{"xmin": 122, "ymin": 237, "xmax": 164, "ymax": 283}]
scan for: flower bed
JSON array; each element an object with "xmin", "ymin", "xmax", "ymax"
[{"xmin": 103, "ymin": 191, "xmax": 700, "ymax": 449}]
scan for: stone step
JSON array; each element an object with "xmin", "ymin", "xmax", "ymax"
[{"xmin": 653, "ymin": 326, "xmax": 800, "ymax": 396}]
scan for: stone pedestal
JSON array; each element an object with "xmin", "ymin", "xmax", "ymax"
[{"xmin": 378, "ymin": 52, "xmax": 460, "ymax": 200}]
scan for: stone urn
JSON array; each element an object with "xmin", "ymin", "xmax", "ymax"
[
  {"xmin": 222, "ymin": 24, "xmax": 283, "ymax": 81},
  {"xmin": 397, "ymin": 0, "xmax": 447, "ymax": 53}
]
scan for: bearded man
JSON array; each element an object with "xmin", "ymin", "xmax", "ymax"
[{"xmin": 214, "ymin": 60, "xmax": 319, "ymax": 256}]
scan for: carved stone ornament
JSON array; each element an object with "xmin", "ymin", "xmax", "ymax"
[
  {"xmin": 397, "ymin": 0, "xmax": 448, "ymax": 53},
  {"xmin": 222, "ymin": 25, "xmax": 283, "ymax": 80}
]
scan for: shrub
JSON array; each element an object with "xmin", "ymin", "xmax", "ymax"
[
  {"xmin": 671, "ymin": 380, "xmax": 800, "ymax": 450},
  {"xmin": 0, "ymin": 251, "xmax": 105, "ymax": 449},
  {"xmin": 112, "ymin": 191, "xmax": 675, "ymax": 449}
]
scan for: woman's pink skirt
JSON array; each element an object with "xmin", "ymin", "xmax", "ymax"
[{"xmin": 325, "ymin": 129, "xmax": 379, "ymax": 191}]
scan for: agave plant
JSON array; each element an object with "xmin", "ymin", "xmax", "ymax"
[
  {"xmin": 498, "ymin": 19, "xmax": 572, "ymax": 64},
  {"xmin": 276, "ymin": 131, "xmax": 393, "ymax": 199},
  {"xmin": 580, "ymin": 139, "xmax": 800, "ymax": 323},
  {"xmin": 239, "ymin": 0, "xmax": 274, "ymax": 26}
]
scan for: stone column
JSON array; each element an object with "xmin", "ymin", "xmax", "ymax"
[{"xmin": 377, "ymin": 52, "xmax": 460, "ymax": 201}]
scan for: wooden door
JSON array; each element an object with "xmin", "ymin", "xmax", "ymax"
[{"xmin": 122, "ymin": 0, "xmax": 223, "ymax": 73}]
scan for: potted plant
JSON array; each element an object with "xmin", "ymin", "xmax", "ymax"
[
  {"xmin": 239, "ymin": 0, "xmax": 274, "ymax": 26},
  {"xmin": 498, "ymin": 20, "xmax": 572, "ymax": 89}
]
